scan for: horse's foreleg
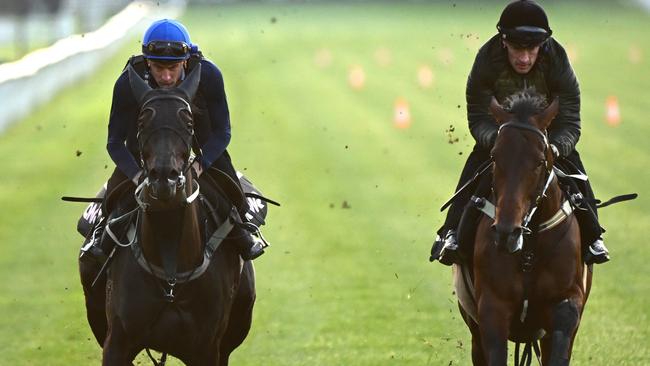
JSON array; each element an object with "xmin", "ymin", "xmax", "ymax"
[
  {"xmin": 470, "ymin": 323, "xmax": 488, "ymax": 365},
  {"xmin": 102, "ymin": 316, "xmax": 130, "ymax": 366},
  {"xmin": 458, "ymin": 303, "xmax": 487, "ymax": 366},
  {"xmin": 220, "ymin": 261, "xmax": 256, "ymax": 365},
  {"xmin": 79, "ymin": 258, "xmax": 108, "ymax": 346},
  {"xmin": 477, "ymin": 294, "xmax": 511, "ymax": 366},
  {"xmin": 548, "ymin": 298, "xmax": 581, "ymax": 366}
]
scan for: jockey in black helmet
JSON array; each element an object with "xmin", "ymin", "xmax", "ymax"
[
  {"xmin": 81, "ymin": 19, "xmax": 265, "ymax": 263},
  {"xmin": 429, "ymin": 0, "xmax": 609, "ymax": 266}
]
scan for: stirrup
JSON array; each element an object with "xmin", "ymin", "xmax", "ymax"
[
  {"xmin": 80, "ymin": 219, "xmax": 107, "ymax": 263},
  {"xmin": 429, "ymin": 235, "xmax": 444, "ymax": 262},
  {"xmin": 238, "ymin": 222, "xmax": 269, "ymax": 260},
  {"xmin": 584, "ymin": 238, "xmax": 610, "ymax": 265},
  {"xmin": 243, "ymin": 235, "xmax": 265, "ymax": 260}
]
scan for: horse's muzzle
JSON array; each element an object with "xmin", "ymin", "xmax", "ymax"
[
  {"xmin": 492, "ymin": 224, "xmax": 524, "ymax": 253},
  {"xmin": 149, "ymin": 177, "xmax": 179, "ymax": 201},
  {"xmin": 147, "ymin": 164, "xmax": 185, "ymax": 202}
]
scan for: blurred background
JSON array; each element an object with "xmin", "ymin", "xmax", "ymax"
[{"xmin": 0, "ymin": 0, "xmax": 648, "ymax": 364}]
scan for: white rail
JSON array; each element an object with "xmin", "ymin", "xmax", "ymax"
[{"xmin": 0, "ymin": 1, "xmax": 185, "ymax": 133}]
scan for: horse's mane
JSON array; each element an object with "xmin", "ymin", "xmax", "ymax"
[{"xmin": 503, "ymin": 88, "xmax": 548, "ymax": 122}]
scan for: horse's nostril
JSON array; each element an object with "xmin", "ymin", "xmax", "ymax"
[
  {"xmin": 149, "ymin": 168, "xmax": 159, "ymax": 180},
  {"xmin": 169, "ymin": 169, "xmax": 180, "ymax": 180}
]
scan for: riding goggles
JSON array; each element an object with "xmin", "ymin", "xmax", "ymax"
[
  {"xmin": 142, "ymin": 41, "xmax": 190, "ymax": 60},
  {"xmin": 500, "ymin": 26, "xmax": 551, "ymax": 48}
]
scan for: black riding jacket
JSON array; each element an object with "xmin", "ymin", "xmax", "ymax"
[
  {"xmin": 107, "ymin": 55, "xmax": 231, "ymax": 180},
  {"xmin": 466, "ymin": 35, "xmax": 581, "ymax": 157}
]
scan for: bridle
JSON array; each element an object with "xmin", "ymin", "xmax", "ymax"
[
  {"xmin": 135, "ymin": 93, "xmax": 200, "ymax": 209},
  {"xmin": 493, "ymin": 121, "xmax": 555, "ymax": 242}
]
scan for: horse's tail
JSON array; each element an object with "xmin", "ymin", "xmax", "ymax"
[{"xmin": 514, "ymin": 341, "xmax": 542, "ymax": 366}]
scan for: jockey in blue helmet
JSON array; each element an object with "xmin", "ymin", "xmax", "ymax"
[
  {"xmin": 141, "ymin": 19, "xmax": 192, "ymax": 61},
  {"xmin": 80, "ymin": 19, "xmax": 266, "ymax": 264}
]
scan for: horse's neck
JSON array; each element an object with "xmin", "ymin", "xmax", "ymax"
[{"xmin": 141, "ymin": 183, "xmax": 203, "ymax": 272}]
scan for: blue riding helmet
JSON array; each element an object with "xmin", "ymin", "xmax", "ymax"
[{"xmin": 142, "ymin": 19, "xmax": 193, "ymax": 61}]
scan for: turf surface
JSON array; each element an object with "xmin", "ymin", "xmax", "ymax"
[{"xmin": 0, "ymin": 2, "xmax": 648, "ymax": 365}]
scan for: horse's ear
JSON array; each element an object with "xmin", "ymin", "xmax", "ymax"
[
  {"xmin": 127, "ymin": 64, "xmax": 151, "ymax": 105},
  {"xmin": 534, "ymin": 97, "xmax": 559, "ymax": 130},
  {"xmin": 178, "ymin": 63, "xmax": 201, "ymax": 101},
  {"xmin": 489, "ymin": 97, "xmax": 511, "ymax": 125}
]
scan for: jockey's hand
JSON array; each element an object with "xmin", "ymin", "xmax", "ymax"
[
  {"xmin": 191, "ymin": 160, "xmax": 203, "ymax": 177},
  {"xmin": 550, "ymin": 144, "xmax": 560, "ymax": 158},
  {"xmin": 132, "ymin": 171, "xmax": 143, "ymax": 185}
]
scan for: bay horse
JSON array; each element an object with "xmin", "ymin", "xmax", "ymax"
[
  {"xmin": 79, "ymin": 63, "xmax": 255, "ymax": 365},
  {"xmin": 454, "ymin": 91, "xmax": 592, "ymax": 366}
]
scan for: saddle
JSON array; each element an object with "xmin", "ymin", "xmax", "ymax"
[{"xmin": 76, "ymin": 171, "xmax": 273, "ymax": 239}]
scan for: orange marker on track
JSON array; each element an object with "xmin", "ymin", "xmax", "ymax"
[
  {"xmin": 348, "ymin": 65, "xmax": 366, "ymax": 90},
  {"xmin": 606, "ymin": 96, "xmax": 621, "ymax": 126},
  {"xmin": 394, "ymin": 98, "xmax": 411, "ymax": 129}
]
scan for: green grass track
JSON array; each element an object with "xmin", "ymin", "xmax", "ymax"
[{"xmin": 0, "ymin": 2, "xmax": 648, "ymax": 365}]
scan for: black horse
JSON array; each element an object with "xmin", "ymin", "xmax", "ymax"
[{"xmin": 79, "ymin": 64, "xmax": 255, "ymax": 365}]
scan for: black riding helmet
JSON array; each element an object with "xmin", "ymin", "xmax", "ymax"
[{"xmin": 497, "ymin": 0, "xmax": 552, "ymax": 48}]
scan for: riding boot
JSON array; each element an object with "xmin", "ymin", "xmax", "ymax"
[
  {"xmin": 558, "ymin": 152, "xmax": 610, "ymax": 265},
  {"xmin": 232, "ymin": 223, "xmax": 266, "ymax": 261},
  {"xmin": 430, "ymin": 144, "xmax": 491, "ymax": 264},
  {"xmin": 585, "ymin": 237, "xmax": 610, "ymax": 265},
  {"xmin": 79, "ymin": 217, "xmax": 108, "ymax": 264},
  {"xmin": 436, "ymin": 230, "xmax": 461, "ymax": 266},
  {"xmin": 430, "ymin": 191, "xmax": 466, "ymax": 265}
]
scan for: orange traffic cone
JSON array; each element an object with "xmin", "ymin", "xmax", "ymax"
[
  {"xmin": 606, "ymin": 96, "xmax": 621, "ymax": 126},
  {"xmin": 348, "ymin": 65, "xmax": 366, "ymax": 90},
  {"xmin": 394, "ymin": 98, "xmax": 411, "ymax": 129}
]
